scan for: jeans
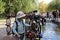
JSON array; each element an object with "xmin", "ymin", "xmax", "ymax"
[
  {"xmin": 16, "ymin": 34, "xmax": 24, "ymax": 40},
  {"xmin": 16, "ymin": 37, "xmax": 24, "ymax": 40}
]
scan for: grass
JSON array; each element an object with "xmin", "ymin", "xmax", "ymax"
[
  {"xmin": 0, "ymin": 18, "xmax": 15, "ymax": 24},
  {"xmin": 0, "ymin": 18, "xmax": 6, "ymax": 24}
]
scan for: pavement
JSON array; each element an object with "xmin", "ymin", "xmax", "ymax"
[
  {"xmin": 0, "ymin": 35, "xmax": 15, "ymax": 40},
  {"xmin": 0, "ymin": 18, "xmax": 15, "ymax": 40},
  {"xmin": 0, "ymin": 23, "xmax": 15, "ymax": 40},
  {"xmin": 41, "ymin": 23, "xmax": 60, "ymax": 40}
]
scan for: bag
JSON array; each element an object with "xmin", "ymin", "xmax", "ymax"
[
  {"xmin": 38, "ymin": 34, "xmax": 43, "ymax": 38},
  {"xmin": 12, "ymin": 21, "xmax": 18, "ymax": 35}
]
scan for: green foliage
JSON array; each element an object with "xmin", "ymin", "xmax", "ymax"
[
  {"xmin": 0, "ymin": 0, "xmax": 5, "ymax": 13},
  {"xmin": 0, "ymin": 0, "xmax": 38, "ymax": 15},
  {"xmin": 12, "ymin": 0, "xmax": 37, "ymax": 13},
  {"xmin": 48, "ymin": 0, "xmax": 60, "ymax": 11},
  {"xmin": 38, "ymin": 1, "xmax": 48, "ymax": 13}
]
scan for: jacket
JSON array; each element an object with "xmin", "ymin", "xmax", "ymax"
[{"xmin": 12, "ymin": 19, "xmax": 30, "ymax": 35}]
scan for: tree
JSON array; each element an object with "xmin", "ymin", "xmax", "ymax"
[
  {"xmin": 38, "ymin": 1, "xmax": 48, "ymax": 13},
  {"xmin": 12, "ymin": 0, "xmax": 38, "ymax": 13},
  {"xmin": 0, "ymin": 0, "xmax": 5, "ymax": 14},
  {"xmin": 2, "ymin": 0, "xmax": 38, "ymax": 14},
  {"xmin": 48, "ymin": 0, "xmax": 60, "ymax": 11},
  {"xmin": 47, "ymin": 0, "xmax": 60, "ymax": 18}
]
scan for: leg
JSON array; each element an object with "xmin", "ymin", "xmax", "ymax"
[
  {"xmin": 20, "ymin": 37, "xmax": 24, "ymax": 40},
  {"xmin": 16, "ymin": 37, "xmax": 19, "ymax": 40},
  {"xmin": 16, "ymin": 37, "xmax": 24, "ymax": 40}
]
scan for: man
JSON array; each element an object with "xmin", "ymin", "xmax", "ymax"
[
  {"xmin": 12, "ymin": 11, "xmax": 30, "ymax": 40},
  {"xmin": 52, "ymin": 11, "xmax": 56, "ymax": 19}
]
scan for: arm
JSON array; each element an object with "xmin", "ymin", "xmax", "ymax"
[
  {"xmin": 24, "ymin": 23, "xmax": 30, "ymax": 27},
  {"xmin": 12, "ymin": 22, "xmax": 18, "ymax": 35}
]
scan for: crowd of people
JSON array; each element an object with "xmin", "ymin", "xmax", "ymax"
[
  {"xmin": 11, "ymin": 10, "xmax": 45, "ymax": 40},
  {"xmin": 6, "ymin": 10, "xmax": 60, "ymax": 40}
]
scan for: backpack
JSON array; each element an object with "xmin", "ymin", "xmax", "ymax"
[
  {"xmin": 12, "ymin": 21, "xmax": 25, "ymax": 35},
  {"xmin": 12, "ymin": 21, "xmax": 18, "ymax": 35}
]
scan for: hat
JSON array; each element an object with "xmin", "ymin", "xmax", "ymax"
[
  {"xmin": 16, "ymin": 11, "xmax": 26, "ymax": 19},
  {"xmin": 35, "ymin": 12, "xmax": 40, "ymax": 15}
]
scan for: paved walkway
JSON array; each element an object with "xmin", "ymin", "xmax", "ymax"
[
  {"xmin": 0, "ymin": 35, "xmax": 15, "ymax": 40},
  {"xmin": 0, "ymin": 24, "xmax": 15, "ymax": 40},
  {"xmin": 41, "ymin": 23, "xmax": 60, "ymax": 40}
]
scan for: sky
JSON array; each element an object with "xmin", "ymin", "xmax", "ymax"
[{"xmin": 38, "ymin": 0, "xmax": 52, "ymax": 4}]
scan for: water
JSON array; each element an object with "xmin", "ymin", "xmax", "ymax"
[{"xmin": 41, "ymin": 22, "xmax": 60, "ymax": 40}]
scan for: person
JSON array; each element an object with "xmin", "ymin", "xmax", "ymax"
[
  {"xmin": 6, "ymin": 16, "xmax": 11, "ymax": 35},
  {"xmin": 12, "ymin": 11, "xmax": 30, "ymax": 40},
  {"xmin": 47, "ymin": 12, "xmax": 49, "ymax": 18},
  {"xmin": 52, "ymin": 11, "xmax": 56, "ymax": 19}
]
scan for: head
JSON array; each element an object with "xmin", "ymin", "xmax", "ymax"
[
  {"xmin": 33, "ymin": 10, "xmax": 37, "ymax": 13},
  {"xmin": 16, "ymin": 11, "xmax": 26, "ymax": 21},
  {"xmin": 33, "ymin": 10, "xmax": 40, "ymax": 15}
]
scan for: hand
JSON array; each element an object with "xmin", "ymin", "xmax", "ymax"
[
  {"xmin": 16, "ymin": 34, "xmax": 20, "ymax": 38},
  {"xmin": 35, "ymin": 28, "xmax": 38, "ymax": 31}
]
